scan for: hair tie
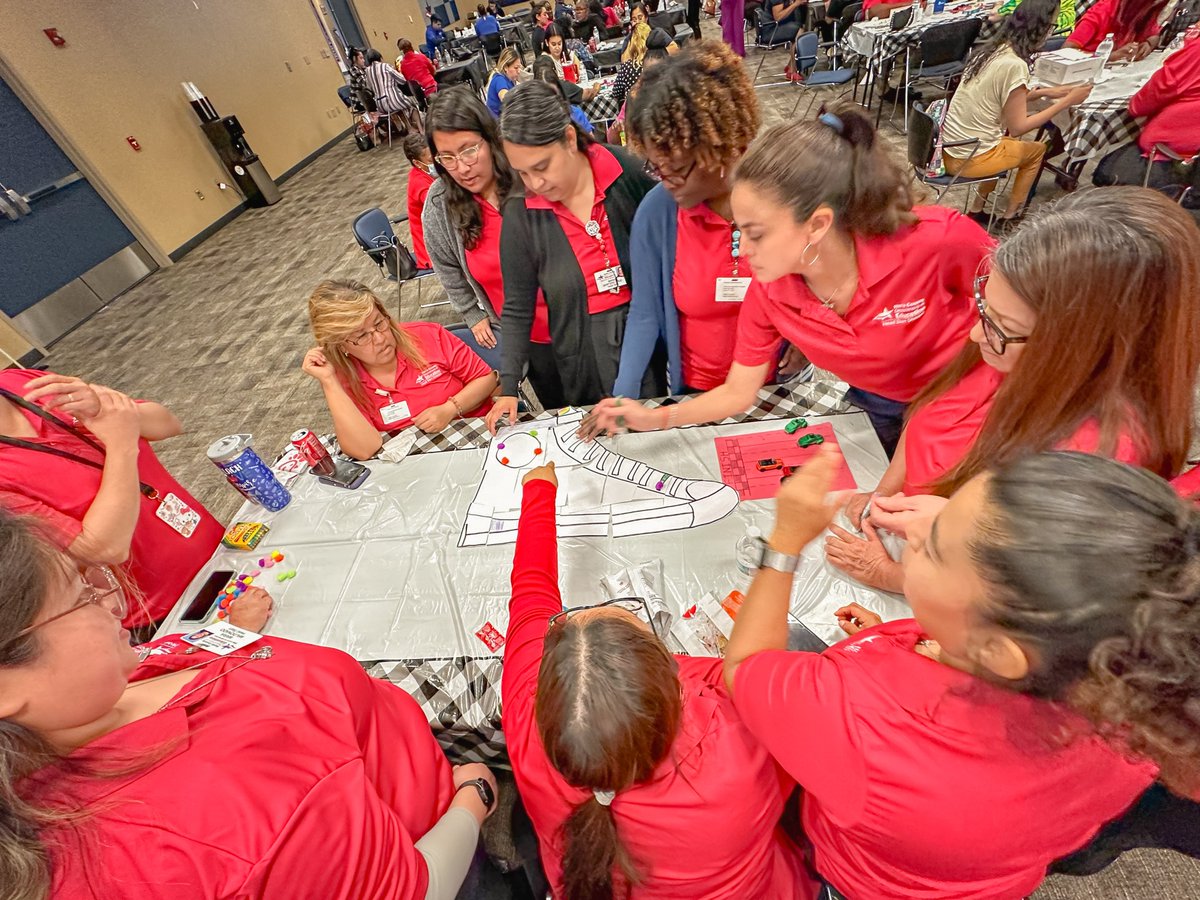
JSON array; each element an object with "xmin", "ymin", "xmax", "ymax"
[
  {"xmin": 818, "ymin": 112, "xmax": 845, "ymax": 136},
  {"xmin": 593, "ymin": 789, "xmax": 615, "ymax": 806}
]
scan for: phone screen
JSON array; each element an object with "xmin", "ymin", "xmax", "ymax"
[{"xmin": 180, "ymin": 570, "xmax": 235, "ymax": 623}]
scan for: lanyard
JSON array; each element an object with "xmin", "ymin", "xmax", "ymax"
[
  {"xmin": 0, "ymin": 388, "xmax": 161, "ymax": 500},
  {"xmin": 730, "ymin": 225, "xmax": 742, "ymax": 278},
  {"xmin": 584, "ymin": 207, "xmax": 614, "ymax": 269}
]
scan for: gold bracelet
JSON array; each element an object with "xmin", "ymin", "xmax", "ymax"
[{"xmin": 449, "ymin": 395, "xmax": 464, "ymax": 417}]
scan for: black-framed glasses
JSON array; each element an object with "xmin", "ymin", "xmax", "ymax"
[
  {"xmin": 434, "ymin": 140, "xmax": 485, "ymax": 171},
  {"xmin": 644, "ymin": 157, "xmax": 698, "ymax": 187},
  {"xmin": 7, "ymin": 566, "xmax": 126, "ymax": 646},
  {"xmin": 974, "ymin": 274, "xmax": 1028, "ymax": 356},
  {"xmin": 344, "ymin": 317, "xmax": 390, "ymax": 347},
  {"xmin": 548, "ymin": 596, "xmax": 656, "ymax": 633}
]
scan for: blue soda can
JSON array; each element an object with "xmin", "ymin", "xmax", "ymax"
[
  {"xmin": 934, "ymin": 0, "xmax": 946, "ymax": 11},
  {"xmin": 206, "ymin": 434, "xmax": 291, "ymax": 512}
]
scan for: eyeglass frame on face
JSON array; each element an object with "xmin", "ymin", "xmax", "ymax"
[
  {"xmin": 5, "ymin": 565, "xmax": 127, "ymax": 647},
  {"xmin": 344, "ymin": 315, "xmax": 390, "ymax": 348},
  {"xmin": 547, "ymin": 596, "xmax": 658, "ymax": 635},
  {"xmin": 974, "ymin": 273, "xmax": 1029, "ymax": 356},
  {"xmin": 434, "ymin": 140, "xmax": 485, "ymax": 171},
  {"xmin": 644, "ymin": 156, "xmax": 697, "ymax": 187}
]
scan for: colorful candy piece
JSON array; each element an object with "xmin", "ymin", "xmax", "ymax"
[
  {"xmin": 258, "ymin": 558, "xmax": 268, "ymax": 567},
  {"xmin": 277, "ymin": 572, "xmax": 288, "ymax": 582},
  {"xmin": 501, "ymin": 457, "xmax": 510, "ymax": 465},
  {"xmin": 534, "ymin": 448, "xmax": 543, "ymax": 455},
  {"xmin": 263, "ymin": 559, "xmax": 275, "ymax": 569},
  {"xmin": 783, "ymin": 418, "xmax": 808, "ymax": 434},
  {"xmin": 219, "ymin": 597, "xmax": 231, "ymax": 609},
  {"xmin": 271, "ymin": 551, "xmax": 285, "ymax": 562},
  {"xmin": 654, "ymin": 481, "xmax": 664, "ymax": 491},
  {"xmin": 797, "ymin": 433, "xmax": 825, "ymax": 447},
  {"xmin": 497, "ymin": 443, "xmax": 505, "ymax": 450},
  {"xmin": 529, "ymin": 430, "xmax": 538, "ymax": 437},
  {"xmin": 250, "ymin": 569, "xmax": 261, "ymax": 577}
]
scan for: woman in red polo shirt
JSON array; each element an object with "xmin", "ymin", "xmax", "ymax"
[
  {"xmin": 1064, "ymin": 0, "xmax": 1168, "ymax": 58},
  {"xmin": 303, "ymin": 279, "xmax": 498, "ymax": 459},
  {"xmin": 397, "ymin": 37, "xmax": 439, "ymax": 97},
  {"xmin": 488, "ymin": 79, "xmax": 660, "ymax": 431},
  {"xmin": 723, "ymin": 450, "xmax": 1155, "ymax": 898},
  {"xmin": 581, "ymin": 105, "xmax": 992, "ymax": 454},
  {"xmin": 423, "ymin": 87, "xmax": 567, "ymax": 408},
  {"xmin": 504, "ymin": 461, "xmax": 809, "ymax": 898},
  {"xmin": 0, "ymin": 510, "xmax": 498, "ymax": 899},
  {"xmin": 0, "ymin": 369, "xmax": 223, "ymax": 632},
  {"xmin": 614, "ymin": 40, "xmax": 765, "ymax": 398},
  {"xmin": 825, "ymin": 187, "xmax": 1200, "ymax": 591}
]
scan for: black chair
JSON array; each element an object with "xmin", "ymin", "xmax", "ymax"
[
  {"xmin": 789, "ymin": 32, "xmax": 855, "ymax": 117},
  {"xmin": 908, "ymin": 101, "xmax": 1007, "ymax": 227},
  {"xmin": 405, "ymin": 79, "xmax": 429, "ymax": 113},
  {"xmin": 480, "ymin": 30, "xmax": 505, "ymax": 61},
  {"xmin": 352, "ymin": 208, "xmax": 439, "ymax": 314},
  {"xmin": 752, "ymin": 4, "xmax": 803, "ymax": 84},
  {"xmin": 1145, "ymin": 143, "xmax": 1200, "ymax": 210},
  {"xmin": 891, "ymin": 17, "xmax": 982, "ymax": 131}
]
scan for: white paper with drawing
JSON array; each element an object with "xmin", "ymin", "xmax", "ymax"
[{"xmin": 459, "ymin": 408, "xmax": 738, "ymax": 546}]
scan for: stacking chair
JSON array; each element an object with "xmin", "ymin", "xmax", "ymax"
[
  {"xmin": 480, "ymin": 30, "xmax": 505, "ymax": 62},
  {"xmin": 789, "ymin": 31, "xmax": 855, "ymax": 117},
  {"xmin": 405, "ymin": 79, "xmax": 429, "ymax": 113},
  {"xmin": 351, "ymin": 208, "xmax": 440, "ymax": 315},
  {"xmin": 891, "ymin": 17, "xmax": 982, "ymax": 131},
  {"xmin": 1145, "ymin": 143, "xmax": 1200, "ymax": 209},
  {"xmin": 752, "ymin": 5, "xmax": 801, "ymax": 85},
  {"xmin": 908, "ymin": 102, "xmax": 1007, "ymax": 228}
]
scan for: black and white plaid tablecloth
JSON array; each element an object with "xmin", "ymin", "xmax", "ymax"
[
  {"xmin": 840, "ymin": 10, "xmax": 990, "ymax": 67},
  {"xmin": 583, "ymin": 86, "xmax": 622, "ymax": 123},
  {"xmin": 1061, "ymin": 98, "xmax": 1142, "ymax": 163}
]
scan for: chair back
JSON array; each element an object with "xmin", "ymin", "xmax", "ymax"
[
  {"xmin": 352, "ymin": 208, "xmax": 396, "ymax": 256},
  {"xmin": 844, "ymin": 1, "xmax": 863, "ymax": 21},
  {"xmin": 888, "ymin": 5, "xmax": 914, "ymax": 30},
  {"xmin": 918, "ymin": 17, "xmax": 981, "ymax": 68},
  {"xmin": 907, "ymin": 101, "xmax": 938, "ymax": 171},
  {"xmin": 406, "ymin": 79, "xmax": 429, "ymax": 112},
  {"xmin": 337, "ymin": 85, "xmax": 354, "ymax": 109},
  {"xmin": 481, "ymin": 30, "xmax": 504, "ymax": 56},
  {"xmin": 447, "ymin": 324, "xmax": 504, "ymax": 371},
  {"xmin": 795, "ymin": 31, "xmax": 820, "ymax": 75}
]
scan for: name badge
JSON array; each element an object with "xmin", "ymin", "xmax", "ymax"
[
  {"xmin": 380, "ymin": 400, "xmax": 412, "ymax": 425},
  {"xmin": 594, "ymin": 266, "xmax": 627, "ymax": 294},
  {"xmin": 183, "ymin": 621, "xmax": 263, "ymax": 655},
  {"xmin": 155, "ymin": 492, "xmax": 201, "ymax": 538},
  {"xmin": 415, "ymin": 364, "xmax": 446, "ymax": 386},
  {"xmin": 715, "ymin": 277, "xmax": 752, "ymax": 303}
]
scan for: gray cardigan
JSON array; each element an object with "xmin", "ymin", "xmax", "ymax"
[{"xmin": 421, "ymin": 178, "xmax": 495, "ymax": 329}]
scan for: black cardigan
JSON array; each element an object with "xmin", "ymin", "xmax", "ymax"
[{"xmin": 498, "ymin": 144, "xmax": 655, "ymax": 402}]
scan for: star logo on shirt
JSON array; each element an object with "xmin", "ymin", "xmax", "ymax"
[
  {"xmin": 844, "ymin": 634, "xmax": 882, "ymax": 653},
  {"xmin": 873, "ymin": 308, "xmax": 895, "ymax": 323}
]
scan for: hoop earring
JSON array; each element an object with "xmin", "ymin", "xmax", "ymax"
[{"xmin": 800, "ymin": 241, "xmax": 821, "ymax": 268}]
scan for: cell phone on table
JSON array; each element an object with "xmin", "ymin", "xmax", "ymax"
[
  {"xmin": 317, "ymin": 459, "xmax": 371, "ymax": 489},
  {"xmin": 180, "ymin": 569, "xmax": 235, "ymax": 623},
  {"xmin": 787, "ymin": 620, "xmax": 830, "ymax": 653}
]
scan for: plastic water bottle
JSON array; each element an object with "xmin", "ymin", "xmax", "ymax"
[
  {"xmin": 910, "ymin": 0, "xmax": 922, "ymax": 23},
  {"xmin": 735, "ymin": 525, "xmax": 764, "ymax": 575},
  {"xmin": 1095, "ymin": 32, "xmax": 1115, "ymax": 67}
]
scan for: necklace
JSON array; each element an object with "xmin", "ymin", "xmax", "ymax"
[
  {"xmin": 813, "ymin": 246, "xmax": 858, "ymax": 311},
  {"xmin": 129, "ymin": 646, "xmax": 274, "ymax": 712}
]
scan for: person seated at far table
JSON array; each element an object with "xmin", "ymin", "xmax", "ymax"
[
  {"xmin": 941, "ymin": 0, "xmax": 1093, "ymax": 228},
  {"xmin": 403, "ymin": 133, "xmax": 438, "ymax": 271},
  {"xmin": 991, "ymin": 0, "xmax": 1075, "ymax": 35},
  {"xmin": 398, "ymin": 37, "xmax": 439, "ymax": 99},
  {"xmin": 1094, "ymin": 24, "xmax": 1200, "ymax": 202},
  {"xmin": 722, "ymin": 450, "xmax": 1155, "ymax": 899},
  {"xmin": 533, "ymin": 54, "xmax": 600, "ymax": 132},
  {"xmin": 824, "ymin": 187, "xmax": 1200, "ymax": 592},
  {"xmin": 0, "ymin": 370, "xmax": 224, "ymax": 635},
  {"xmin": 486, "ymin": 47, "xmax": 525, "ymax": 116},
  {"xmin": 0, "ymin": 509, "xmax": 500, "ymax": 899},
  {"xmin": 302, "ymin": 280, "xmax": 498, "ymax": 457},
  {"xmin": 533, "ymin": 0, "xmax": 556, "ymax": 54},
  {"xmin": 503, "ymin": 462, "xmax": 812, "ymax": 898},
  {"xmin": 544, "ymin": 23, "xmax": 589, "ymax": 82},
  {"xmin": 475, "ymin": 3, "xmax": 502, "ymax": 34},
  {"xmin": 426, "ymin": 14, "xmax": 448, "ymax": 56},
  {"xmin": 863, "ymin": 0, "xmax": 910, "ymax": 21},
  {"xmin": 574, "ymin": 0, "xmax": 611, "ymax": 42},
  {"xmin": 1064, "ymin": 0, "xmax": 1168, "ymax": 59}
]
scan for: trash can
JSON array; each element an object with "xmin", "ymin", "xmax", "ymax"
[{"xmin": 200, "ymin": 116, "xmax": 281, "ymax": 207}]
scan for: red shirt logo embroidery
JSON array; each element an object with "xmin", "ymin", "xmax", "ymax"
[{"xmin": 873, "ymin": 298, "xmax": 927, "ymax": 326}]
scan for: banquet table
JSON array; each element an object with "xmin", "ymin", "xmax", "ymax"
[
  {"xmin": 1051, "ymin": 51, "xmax": 1169, "ymax": 162},
  {"xmin": 582, "ymin": 77, "xmax": 622, "ymax": 122},
  {"xmin": 158, "ymin": 378, "xmax": 911, "ymax": 765}
]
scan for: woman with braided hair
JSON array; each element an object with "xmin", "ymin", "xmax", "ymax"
[{"xmin": 614, "ymin": 40, "xmax": 763, "ymax": 397}]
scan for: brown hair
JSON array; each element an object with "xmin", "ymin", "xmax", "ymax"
[
  {"xmin": 536, "ymin": 615, "xmax": 682, "ymax": 899},
  {"xmin": 626, "ymin": 39, "xmax": 759, "ymax": 173},
  {"xmin": 917, "ymin": 187, "xmax": 1200, "ymax": 495},
  {"xmin": 732, "ymin": 103, "xmax": 915, "ymax": 236},
  {"xmin": 306, "ymin": 280, "xmax": 426, "ymax": 410},
  {"xmin": 398, "ymin": 37, "xmax": 415, "ymax": 54}
]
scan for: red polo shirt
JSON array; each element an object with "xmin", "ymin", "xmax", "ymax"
[
  {"xmin": 1173, "ymin": 465, "xmax": 1200, "ymax": 500},
  {"xmin": 672, "ymin": 203, "xmax": 751, "ymax": 391},
  {"xmin": 1128, "ymin": 35, "xmax": 1200, "ymax": 158},
  {"xmin": 465, "ymin": 194, "xmax": 553, "ymax": 343},
  {"xmin": 407, "ymin": 165, "xmax": 437, "ymax": 269},
  {"xmin": 733, "ymin": 620, "xmax": 1154, "ymax": 899},
  {"xmin": 399, "ymin": 50, "xmax": 439, "ymax": 94},
  {"xmin": 734, "ymin": 206, "xmax": 991, "ymax": 402},
  {"xmin": 504, "ymin": 479, "xmax": 812, "ymax": 899},
  {"xmin": 902, "ymin": 362, "xmax": 1147, "ymax": 494},
  {"xmin": 35, "ymin": 637, "xmax": 453, "ymax": 900},
  {"xmin": 1068, "ymin": 0, "xmax": 1161, "ymax": 51},
  {"xmin": 525, "ymin": 144, "xmax": 631, "ymax": 315},
  {"xmin": 0, "ymin": 369, "xmax": 222, "ymax": 628},
  {"xmin": 342, "ymin": 321, "xmax": 493, "ymax": 433}
]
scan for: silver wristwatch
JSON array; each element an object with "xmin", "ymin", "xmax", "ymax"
[{"xmin": 755, "ymin": 536, "xmax": 802, "ymax": 574}]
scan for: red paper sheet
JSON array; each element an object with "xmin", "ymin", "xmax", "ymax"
[{"xmin": 714, "ymin": 423, "xmax": 858, "ymax": 501}]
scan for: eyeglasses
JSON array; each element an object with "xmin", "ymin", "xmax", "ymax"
[
  {"xmin": 974, "ymin": 274, "xmax": 1028, "ymax": 356},
  {"xmin": 434, "ymin": 140, "xmax": 485, "ymax": 171},
  {"xmin": 6, "ymin": 566, "xmax": 127, "ymax": 646},
  {"xmin": 644, "ymin": 157, "xmax": 697, "ymax": 187},
  {"xmin": 345, "ymin": 317, "xmax": 390, "ymax": 347},
  {"xmin": 547, "ymin": 596, "xmax": 657, "ymax": 634}
]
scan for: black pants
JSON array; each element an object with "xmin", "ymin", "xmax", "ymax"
[
  {"xmin": 844, "ymin": 387, "xmax": 907, "ymax": 457},
  {"xmin": 1094, "ymin": 141, "xmax": 1179, "ymax": 190},
  {"xmin": 527, "ymin": 341, "xmax": 567, "ymax": 410},
  {"xmin": 687, "ymin": 0, "xmax": 703, "ymax": 37},
  {"xmin": 1051, "ymin": 783, "xmax": 1200, "ymax": 876}
]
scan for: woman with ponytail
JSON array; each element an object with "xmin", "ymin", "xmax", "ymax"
[
  {"xmin": 824, "ymin": 187, "xmax": 1200, "ymax": 592},
  {"xmin": 0, "ymin": 510, "xmax": 497, "ymax": 900},
  {"xmin": 503, "ymin": 461, "xmax": 810, "ymax": 899},
  {"xmin": 581, "ymin": 104, "xmax": 993, "ymax": 455}
]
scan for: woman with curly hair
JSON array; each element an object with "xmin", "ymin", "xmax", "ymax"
[{"xmin": 613, "ymin": 41, "xmax": 761, "ymax": 397}]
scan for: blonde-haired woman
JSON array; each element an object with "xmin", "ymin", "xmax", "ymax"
[
  {"xmin": 612, "ymin": 22, "xmax": 676, "ymax": 106},
  {"xmin": 302, "ymin": 280, "xmax": 498, "ymax": 458},
  {"xmin": 486, "ymin": 47, "xmax": 523, "ymax": 117}
]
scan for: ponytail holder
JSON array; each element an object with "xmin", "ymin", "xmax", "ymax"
[
  {"xmin": 593, "ymin": 789, "xmax": 616, "ymax": 806},
  {"xmin": 818, "ymin": 112, "xmax": 845, "ymax": 136}
]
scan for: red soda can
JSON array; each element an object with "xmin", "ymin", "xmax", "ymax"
[{"xmin": 291, "ymin": 429, "xmax": 336, "ymax": 476}]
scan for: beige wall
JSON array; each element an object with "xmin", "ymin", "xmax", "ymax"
[
  {"xmin": 354, "ymin": 0, "xmax": 430, "ymax": 54},
  {"xmin": 0, "ymin": 0, "xmax": 349, "ymax": 258}
]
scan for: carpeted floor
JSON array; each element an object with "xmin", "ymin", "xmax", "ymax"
[{"xmin": 35, "ymin": 18, "xmax": 1200, "ymax": 899}]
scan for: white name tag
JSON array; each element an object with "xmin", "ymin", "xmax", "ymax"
[
  {"xmin": 155, "ymin": 492, "xmax": 201, "ymax": 538},
  {"xmin": 182, "ymin": 621, "xmax": 263, "ymax": 655},
  {"xmin": 380, "ymin": 400, "xmax": 412, "ymax": 424},
  {"xmin": 594, "ymin": 266, "xmax": 627, "ymax": 293},
  {"xmin": 715, "ymin": 277, "xmax": 752, "ymax": 303}
]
